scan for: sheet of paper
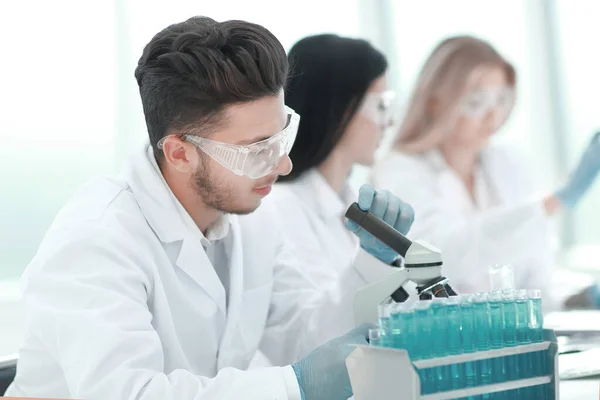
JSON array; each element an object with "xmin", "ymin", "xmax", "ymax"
[{"xmin": 545, "ymin": 311, "xmax": 600, "ymax": 335}]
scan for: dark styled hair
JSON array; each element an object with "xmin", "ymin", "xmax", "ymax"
[
  {"xmin": 279, "ymin": 34, "xmax": 387, "ymax": 182},
  {"xmin": 134, "ymin": 16, "xmax": 288, "ymax": 157}
]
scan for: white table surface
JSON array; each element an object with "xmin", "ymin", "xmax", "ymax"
[{"xmin": 560, "ymin": 378, "xmax": 598, "ymax": 399}]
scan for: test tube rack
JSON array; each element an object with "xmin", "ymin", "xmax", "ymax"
[{"xmin": 346, "ymin": 329, "xmax": 558, "ymax": 400}]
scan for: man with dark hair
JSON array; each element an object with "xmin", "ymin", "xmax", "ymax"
[{"xmin": 6, "ymin": 17, "xmax": 414, "ymax": 400}]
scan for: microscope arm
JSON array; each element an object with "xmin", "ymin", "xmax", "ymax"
[
  {"xmin": 354, "ymin": 268, "xmax": 410, "ymax": 325},
  {"xmin": 346, "ymin": 202, "xmax": 455, "ymax": 325}
]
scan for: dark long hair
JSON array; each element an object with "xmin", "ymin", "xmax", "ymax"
[{"xmin": 279, "ymin": 34, "xmax": 388, "ymax": 182}]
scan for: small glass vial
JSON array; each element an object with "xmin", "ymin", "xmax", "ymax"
[{"xmin": 489, "ymin": 264, "xmax": 515, "ymax": 291}]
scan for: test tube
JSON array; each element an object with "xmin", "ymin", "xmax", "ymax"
[
  {"xmin": 414, "ymin": 300, "xmax": 434, "ymax": 395},
  {"xmin": 369, "ymin": 327, "xmax": 381, "ymax": 347},
  {"xmin": 488, "ymin": 264, "xmax": 515, "ymax": 291},
  {"xmin": 402, "ymin": 302, "xmax": 417, "ymax": 358},
  {"xmin": 516, "ymin": 289, "xmax": 534, "ymax": 398},
  {"xmin": 389, "ymin": 302, "xmax": 406, "ymax": 350},
  {"xmin": 431, "ymin": 298, "xmax": 451, "ymax": 392},
  {"xmin": 460, "ymin": 295, "xmax": 479, "ymax": 400},
  {"xmin": 527, "ymin": 289, "xmax": 544, "ymax": 343},
  {"xmin": 446, "ymin": 296, "xmax": 464, "ymax": 390},
  {"xmin": 378, "ymin": 301, "xmax": 392, "ymax": 347},
  {"xmin": 501, "ymin": 289, "xmax": 518, "ymax": 382},
  {"xmin": 472, "ymin": 293, "xmax": 491, "ymax": 400},
  {"xmin": 488, "ymin": 291, "xmax": 507, "ymax": 400},
  {"xmin": 528, "ymin": 289, "xmax": 546, "ymax": 399}
]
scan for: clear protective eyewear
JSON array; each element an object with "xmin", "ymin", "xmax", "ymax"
[
  {"xmin": 158, "ymin": 106, "xmax": 300, "ymax": 179},
  {"xmin": 359, "ymin": 90, "xmax": 397, "ymax": 126},
  {"xmin": 460, "ymin": 87, "xmax": 514, "ymax": 119}
]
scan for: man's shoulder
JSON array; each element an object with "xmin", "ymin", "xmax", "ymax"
[
  {"xmin": 23, "ymin": 176, "xmax": 158, "ymax": 285},
  {"xmin": 57, "ymin": 176, "xmax": 128, "ymax": 216},
  {"xmin": 40, "ymin": 176, "xmax": 154, "ymax": 252}
]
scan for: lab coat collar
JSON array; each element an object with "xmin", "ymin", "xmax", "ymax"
[
  {"xmin": 123, "ymin": 144, "xmax": 231, "ymax": 244},
  {"xmin": 422, "ymin": 148, "xmax": 500, "ymax": 211},
  {"xmin": 293, "ymin": 169, "xmax": 354, "ymax": 219},
  {"xmin": 422, "ymin": 149, "xmax": 454, "ymax": 173},
  {"xmin": 423, "ymin": 147, "xmax": 494, "ymax": 179},
  {"xmin": 123, "ymin": 144, "xmax": 229, "ymax": 314}
]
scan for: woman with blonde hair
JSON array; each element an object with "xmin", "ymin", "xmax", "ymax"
[{"xmin": 371, "ymin": 35, "xmax": 600, "ymax": 302}]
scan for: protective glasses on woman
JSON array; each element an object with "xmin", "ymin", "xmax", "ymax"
[
  {"xmin": 158, "ymin": 106, "xmax": 300, "ymax": 179},
  {"xmin": 359, "ymin": 90, "xmax": 397, "ymax": 126},
  {"xmin": 460, "ymin": 87, "xmax": 514, "ymax": 119}
]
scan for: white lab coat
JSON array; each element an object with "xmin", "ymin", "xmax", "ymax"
[
  {"xmin": 267, "ymin": 169, "xmax": 361, "ymax": 289},
  {"xmin": 371, "ymin": 146, "xmax": 554, "ymax": 299},
  {"xmin": 6, "ymin": 145, "xmax": 385, "ymax": 400},
  {"xmin": 245, "ymin": 169, "xmax": 404, "ymax": 370}
]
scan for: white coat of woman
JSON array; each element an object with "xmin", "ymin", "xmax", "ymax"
[
  {"xmin": 265, "ymin": 34, "xmax": 404, "ymax": 291},
  {"xmin": 371, "ymin": 36, "xmax": 600, "ymax": 306}
]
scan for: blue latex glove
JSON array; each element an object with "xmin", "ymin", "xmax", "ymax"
[
  {"xmin": 291, "ymin": 323, "xmax": 374, "ymax": 400},
  {"xmin": 556, "ymin": 132, "xmax": 600, "ymax": 208},
  {"xmin": 587, "ymin": 284, "xmax": 600, "ymax": 309},
  {"xmin": 345, "ymin": 184, "xmax": 415, "ymax": 264}
]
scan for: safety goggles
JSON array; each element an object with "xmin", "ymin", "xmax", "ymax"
[
  {"xmin": 460, "ymin": 87, "xmax": 514, "ymax": 119},
  {"xmin": 158, "ymin": 106, "xmax": 300, "ymax": 179},
  {"xmin": 359, "ymin": 90, "xmax": 397, "ymax": 126}
]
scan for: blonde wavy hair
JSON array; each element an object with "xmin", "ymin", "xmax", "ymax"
[{"xmin": 394, "ymin": 35, "xmax": 516, "ymax": 153}]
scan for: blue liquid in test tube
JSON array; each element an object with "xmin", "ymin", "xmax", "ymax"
[
  {"xmin": 460, "ymin": 295, "xmax": 479, "ymax": 400},
  {"xmin": 516, "ymin": 289, "xmax": 534, "ymax": 398},
  {"xmin": 472, "ymin": 293, "xmax": 492, "ymax": 400},
  {"xmin": 501, "ymin": 289, "xmax": 518, "ymax": 382},
  {"xmin": 389, "ymin": 302, "xmax": 406, "ymax": 350},
  {"xmin": 446, "ymin": 297, "xmax": 464, "ymax": 390},
  {"xmin": 431, "ymin": 298, "xmax": 451, "ymax": 392},
  {"xmin": 489, "ymin": 291, "xmax": 507, "ymax": 400},
  {"xmin": 402, "ymin": 302, "xmax": 418, "ymax": 357},
  {"xmin": 414, "ymin": 301, "xmax": 434, "ymax": 395},
  {"xmin": 528, "ymin": 289, "xmax": 546, "ymax": 399}
]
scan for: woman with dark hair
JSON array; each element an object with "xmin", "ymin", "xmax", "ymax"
[{"xmin": 267, "ymin": 34, "xmax": 401, "ymax": 288}]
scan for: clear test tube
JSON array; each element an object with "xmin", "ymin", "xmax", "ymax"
[
  {"xmin": 369, "ymin": 327, "xmax": 381, "ymax": 347},
  {"xmin": 378, "ymin": 300, "xmax": 392, "ymax": 347},
  {"xmin": 489, "ymin": 264, "xmax": 515, "ymax": 291},
  {"xmin": 527, "ymin": 289, "xmax": 544, "ymax": 343}
]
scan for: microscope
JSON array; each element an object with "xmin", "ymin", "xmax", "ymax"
[{"xmin": 345, "ymin": 203, "xmax": 457, "ymax": 325}]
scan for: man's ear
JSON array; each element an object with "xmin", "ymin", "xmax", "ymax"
[{"xmin": 161, "ymin": 136, "xmax": 198, "ymax": 173}]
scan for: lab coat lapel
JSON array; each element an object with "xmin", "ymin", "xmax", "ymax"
[
  {"xmin": 177, "ymin": 236, "xmax": 227, "ymax": 316},
  {"xmin": 217, "ymin": 220, "xmax": 246, "ymax": 369},
  {"xmin": 124, "ymin": 144, "xmax": 227, "ymax": 316},
  {"xmin": 426, "ymin": 150, "xmax": 473, "ymax": 213},
  {"xmin": 480, "ymin": 148, "xmax": 513, "ymax": 205}
]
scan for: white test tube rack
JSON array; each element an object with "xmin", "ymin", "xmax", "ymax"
[{"xmin": 346, "ymin": 329, "xmax": 559, "ymax": 400}]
